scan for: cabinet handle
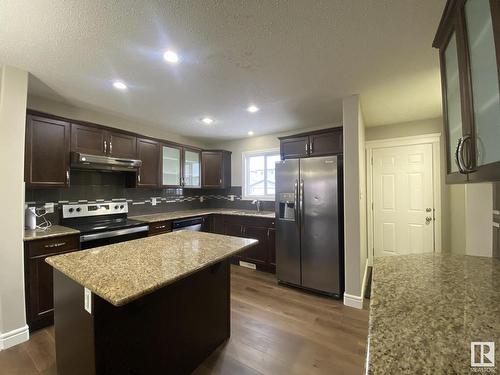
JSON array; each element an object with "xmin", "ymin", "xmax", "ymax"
[
  {"xmin": 104, "ymin": 140, "xmax": 108, "ymax": 154},
  {"xmin": 45, "ymin": 242, "xmax": 66, "ymax": 249},
  {"xmin": 66, "ymin": 170, "xmax": 70, "ymax": 185},
  {"xmin": 219, "ymin": 178, "xmax": 222, "ymax": 185},
  {"xmin": 156, "ymin": 225, "xmax": 166, "ymax": 229},
  {"xmin": 109, "ymin": 141, "xmax": 112, "ymax": 155},
  {"xmin": 310, "ymin": 141, "xmax": 313, "ymax": 154},
  {"xmin": 305, "ymin": 143, "xmax": 309, "ymax": 153},
  {"xmin": 267, "ymin": 228, "xmax": 270, "ymax": 240},
  {"xmin": 456, "ymin": 135, "xmax": 476, "ymax": 174},
  {"xmin": 137, "ymin": 174, "xmax": 141, "ymax": 184}
]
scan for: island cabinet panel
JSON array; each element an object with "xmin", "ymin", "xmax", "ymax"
[
  {"xmin": 136, "ymin": 138, "xmax": 160, "ymax": 187},
  {"xmin": 148, "ymin": 220, "xmax": 172, "ymax": 236},
  {"xmin": 202, "ymin": 151, "xmax": 231, "ymax": 188},
  {"xmin": 53, "ymin": 261, "xmax": 231, "ymax": 375},
  {"xmin": 25, "ymin": 115, "xmax": 71, "ymax": 187},
  {"xmin": 71, "ymin": 123, "xmax": 108, "ymax": 156},
  {"xmin": 107, "ymin": 131, "xmax": 137, "ymax": 159},
  {"xmin": 24, "ymin": 235, "xmax": 79, "ymax": 331}
]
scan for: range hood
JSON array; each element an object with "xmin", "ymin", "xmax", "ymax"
[{"xmin": 71, "ymin": 152, "xmax": 142, "ymax": 172}]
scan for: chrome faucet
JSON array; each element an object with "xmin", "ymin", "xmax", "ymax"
[{"xmin": 252, "ymin": 200, "xmax": 262, "ymax": 212}]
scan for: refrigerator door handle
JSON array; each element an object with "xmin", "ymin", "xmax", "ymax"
[
  {"xmin": 299, "ymin": 179, "xmax": 304, "ymax": 222},
  {"xmin": 294, "ymin": 180, "xmax": 299, "ymax": 225}
]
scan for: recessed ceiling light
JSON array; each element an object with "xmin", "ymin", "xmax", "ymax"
[
  {"xmin": 201, "ymin": 117, "xmax": 213, "ymax": 125},
  {"xmin": 248, "ymin": 131, "xmax": 254, "ymax": 136},
  {"xmin": 247, "ymin": 105, "xmax": 259, "ymax": 113},
  {"xmin": 163, "ymin": 50, "xmax": 179, "ymax": 64},
  {"xmin": 112, "ymin": 81, "xmax": 128, "ymax": 90}
]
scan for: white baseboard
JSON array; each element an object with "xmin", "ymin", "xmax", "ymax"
[
  {"xmin": 0, "ymin": 325, "xmax": 29, "ymax": 350},
  {"xmin": 343, "ymin": 262, "xmax": 369, "ymax": 310}
]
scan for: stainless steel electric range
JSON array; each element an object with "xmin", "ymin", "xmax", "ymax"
[{"xmin": 61, "ymin": 202, "xmax": 149, "ymax": 250}]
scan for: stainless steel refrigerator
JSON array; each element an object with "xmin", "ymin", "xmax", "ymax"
[{"xmin": 275, "ymin": 155, "xmax": 343, "ymax": 298}]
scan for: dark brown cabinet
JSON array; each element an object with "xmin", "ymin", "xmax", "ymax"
[
  {"xmin": 108, "ymin": 131, "xmax": 137, "ymax": 159},
  {"xmin": 24, "ymin": 234, "xmax": 79, "ymax": 331},
  {"xmin": 71, "ymin": 123, "xmax": 137, "ymax": 159},
  {"xmin": 434, "ymin": 0, "xmax": 500, "ymax": 183},
  {"xmin": 202, "ymin": 151, "xmax": 231, "ymax": 188},
  {"xmin": 220, "ymin": 215, "xmax": 276, "ymax": 272},
  {"xmin": 137, "ymin": 138, "xmax": 160, "ymax": 187},
  {"xmin": 279, "ymin": 128, "xmax": 342, "ymax": 159},
  {"xmin": 25, "ymin": 115, "xmax": 71, "ymax": 187},
  {"xmin": 148, "ymin": 221, "xmax": 172, "ymax": 236}
]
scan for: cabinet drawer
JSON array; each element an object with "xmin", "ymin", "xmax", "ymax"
[
  {"xmin": 26, "ymin": 235, "xmax": 80, "ymax": 258},
  {"xmin": 148, "ymin": 221, "xmax": 172, "ymax": 236}
]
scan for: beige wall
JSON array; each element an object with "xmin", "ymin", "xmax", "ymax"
[
  {"xmin": 449, "ymin": 184, "xmax": 466, "ymax": 254},
  {"xmin": 27, "ymin": 95, "xmax": 208, "ymax": 149},
  {"xmin": 465, "ymin": 183, "xmax": 493, "ymax": 257},
  {"xmin": 343, "ymin": 95, "xmax": 367, "ymax": 306},
  {"xmin": 0, "ymin": 66, "xmax": 29, "ymax": 347},
  {"xmin": 209, "ymin": 123, "xmax": 340, "ymax": 187}
]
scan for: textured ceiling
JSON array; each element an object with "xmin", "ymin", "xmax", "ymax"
[{"xmin": 0, "ymin": 0, "xmax": 445, "ymax": 140}]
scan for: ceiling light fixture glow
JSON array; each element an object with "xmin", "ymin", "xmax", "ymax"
[
  {"xmin": 248, "ymin": 131, "xmax": 254, "ymax": 136},
  {"xmin": 163, "ymin": 50, "xmax": 179, "ymax": 64},
  {"xmin": 247, "ymin": 105, "xmax": 259, "ymax": 113},
  {"xmin": 201, "ymin": 117, "xmax": 213, "ymax": 125},
  {"xmin": 112, "ymin": 81, "xmax": 128, "ymax": 90}
]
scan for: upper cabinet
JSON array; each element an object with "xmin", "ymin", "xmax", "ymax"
[
  {"xmin": 279, "ymin": 128, "xmax": 343, "ymax": 159},
  {"xmin": 137, "ymin": 138, "xmax": 160, "ymax": 187},
  {"xmin": 25, "ymin": 115, "xmax": 71, "ymax": 187},
  {"xmin": 161, "ymin": 145, "xmax": 201, "ymax": 188},
  {"xmin": 71, "ymin": 123, "xmax": 137, "ymax": 159},
  {"xmin": 201, "ymin": 151, "xmax": 231, "ymax": 188},
  {"xmin": 434, "ymin": 0, "xmax": 500, "ymax": 183}
]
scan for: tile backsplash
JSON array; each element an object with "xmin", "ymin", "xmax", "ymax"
[{"xmin": 25, "ymin": 170, "xmax": 274, "ymax": 224}]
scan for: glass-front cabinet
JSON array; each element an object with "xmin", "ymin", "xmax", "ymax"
[
  {"xmin": 161, "ymin": 144, "xmax": 201, "ymax": 188},
  {"xmin": 434, "ymin": 0, "xmax": 500, "ymax": 183}
]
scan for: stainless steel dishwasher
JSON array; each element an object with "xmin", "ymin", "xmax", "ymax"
[{"xmin": 172, "ymin": 217, "xmax": 204, "ymax": 231}]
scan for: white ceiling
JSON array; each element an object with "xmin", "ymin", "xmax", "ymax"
[{"xmin": 0, "ymin": 0, "xmax": 446, "ymax": 141}]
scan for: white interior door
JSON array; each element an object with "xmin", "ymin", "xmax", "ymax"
[{"xmin": 372, "ymin": 143, "xmax": 434, "ymax": 257}]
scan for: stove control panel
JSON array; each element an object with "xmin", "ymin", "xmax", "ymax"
[{"xmin": 62, "ymin": 202, "xmax": 129, "ymax": 218}]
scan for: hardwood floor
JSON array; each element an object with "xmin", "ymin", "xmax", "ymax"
[{"xmin": 0, "ymin": 266, "xmax": 369, "ymax": 375}]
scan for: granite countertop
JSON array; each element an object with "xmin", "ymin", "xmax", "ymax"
[
  {"xmin": 46, "ymin": 230, "xmax": 257, "ymax": 307},
  {"xmin": 24, "ymin": 225, "xmax": 80, "ymax": 241},
  {"xmin": 367, "ymin": 253, "xmax": 500, "ymax": 374},
  {"xmin": 130, "ymin": 208, "xmax": 275, "ymax": 222}
]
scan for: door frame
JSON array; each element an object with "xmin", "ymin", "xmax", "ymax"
[{"xmin": 366, "ymin": 133, "xmax": 442, "ymax": 265}]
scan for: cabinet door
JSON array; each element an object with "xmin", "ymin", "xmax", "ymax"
[
  {"xmin": 161, "ymin": 144, "xmax": 182, "ymax": 187},
  {"xmin": 441, "ymin": 30, "xmax": 467, "ymax": 178},
  {"xmin": 184, "ymin": 148, "xmax": 201, "ymax": 188},
  {"xmin": 108, "ymin": 131, "xmax": 137, "ymax": 159},
  {"xmin": 224, "ymin": 221, "xmax": 244, "ymax": 259},
  {"xmin": 202, "ymin": 151, "xmax": 223, "ymax": 188},
  {"xmin": 243, "ymin": 225, "xmax": 268, "ymax": 266},
  {"xmin": 25, "ymin": 115, "xmax": 70, "ymax": 187},
  {"xmin": 267, "ymin": 227, "xmax": 276, "ymax": 268},
  {"xmin": 464, "ymin": 0, "xmax": 500, "ymax": 177},
  {"xmin": 137, "ymin": 138, "xmax": 160, "ymax": 187},
  {"xmin": 71, "ymin": 124, "xmax": 107, "ymax": 156},
  {"xmin": 280, "ymin": 136, "xmax": 309, "ymax": 159},
  {"xmin": 309, "ymin": 130, "xmax": 342, "ymax": 157}
]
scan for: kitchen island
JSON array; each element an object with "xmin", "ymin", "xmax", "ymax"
[
  {"xmin": 367, "ymin": 253, "xmax": 500, "ymax": 374},
  {"xmin": 46, "ymin": 230, "xmax": 257, "ymax": 375}
]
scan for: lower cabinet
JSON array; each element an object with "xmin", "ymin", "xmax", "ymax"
[
  {"xmin": 24, "ymin": 234, "xmax": 80, "ymax": 331},
  {"xmin": 219, "ymin": 215, "xmax": 276, "ymax": 273},
  {"xmin": 148, "ymin": 221, "xmax": 172, "ymax": 236}
]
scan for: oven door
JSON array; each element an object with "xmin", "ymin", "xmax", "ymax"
[{"xmin": 80, "ymin": 225, "xmax": 149, "ymax": 250}]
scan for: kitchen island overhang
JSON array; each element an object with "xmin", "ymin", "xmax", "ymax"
[{"xmin": 46, "ymin": 230, "xmax": 258, "ymax": 375}]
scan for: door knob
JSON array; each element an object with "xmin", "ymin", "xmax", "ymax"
[{"xmin": 425, "ymin": 217, "xmax": 432, "ymax": 225}]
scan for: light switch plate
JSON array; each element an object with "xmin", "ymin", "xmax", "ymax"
[
  {"xmin": 84, "ymin": 288, "xmax": 92, "ymax": 314},
  {"xmin": 44, "ymin": 202, "xmax": 54, "ymax": 213},
  {"xmin": 151, "ymin": 197, "xmax": 158, "ymax": 206}
]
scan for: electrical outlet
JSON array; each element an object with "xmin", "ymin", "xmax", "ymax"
[
  {"xmin": 151, "ymin": 197, "xmax": 157, "ymax": 206},
  {"xmin": 44, "ymin": 203, "xmax": 54, "ymax": 213},
  {"xmin": 199, "ymin": 196, "xmax": 204, "ymax": 203}
]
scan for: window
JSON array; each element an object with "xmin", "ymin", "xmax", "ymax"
[{"xmin": 243, "ymin": 149, "xmax": 280, "ymax": 200}]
